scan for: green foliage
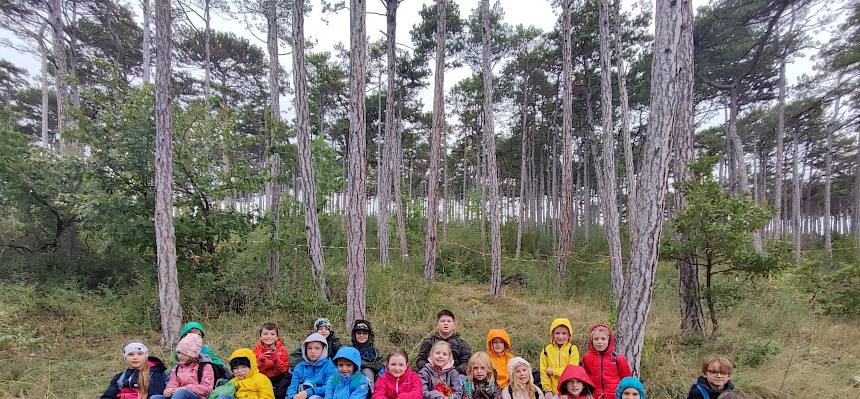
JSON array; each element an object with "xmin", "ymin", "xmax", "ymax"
[{"xmin": 737, "ymin": 338, "xmax": 782, "ymax": 368}]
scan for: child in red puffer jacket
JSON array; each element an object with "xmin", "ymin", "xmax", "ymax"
[
  {"xmin": 373, "ymin": 348, "xmax": 422, "ymax": 399},
  {"xmin": 253, "ymin": 322, "xmax": 291, "ymax": 398},
  {"xmin": 580, "ymin": 324, "xmax": 632, "ymax": 399}
]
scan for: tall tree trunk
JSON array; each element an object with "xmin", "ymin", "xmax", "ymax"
[
  {"xmin": 48, "ymin": 0, "xmax": 67, "ymax": 148},
  {"xmin": 612, "ymin": 0, "xmax": 636, "ymax": 225},
  {"xmin": 204, "ymin": 0, "xmax": 212, "ymax": 97},
  {"xmin": 598, "ymin": 0, "xmax": 624, "ymax": 303},
  {"xmin": 825, "ymin": 92, "xmax": 840, "ymax": 264},
  {"xmin": 266, "ymin": 0, "xmax": 282, "ymax": 290},
  {"xmin": 39, "ymin": 25, "xmax": 50, "ymax": 148},
  {"xmin": 345, "ymin": 0, "xmax": 367, "ymax": 329},
  {"xmin": 292, "ymin": 0, "xmax": 330, "ymax": 299},
  {"xmin": 154, "ymin": 0, "xmax": 182, "ymax": 348},
  {"xmin": 424, "ymin": 0, "xmax": 445, "ymax": 283},
  {"xmin": 480, "ymin": 0, "xmax": 502, "ymax": 298},
  {"xmin": 557, "ymin": 0, "xmax": 574, "ymax": 275},
  {"xmin": 378, "ymin": 0, "xmax": 400, "ymax": 266},
  {"xmin": 854, "ymin": 127, "xmax": 860, "ymax": 253},
  {"xmin": 516, "ymin": 69, "xmax": 530, "ymax": 258},
  {"xmin": 727, "ymin": 89, "xmax": 763, "ymax": 252},
  {"xmin": 793, "ymin": 125, "xmax": 802, "ymax": 263},
  {"xmin": 616, "ymin": 0, "xmax": 692, "ymax": 372},
  {"xmin": 394, "ymin": 106, "xmax": 409, "ymax": 260},
  {"xmin": 142, "ymin": 0, "xmax": 152, "ymax": 84},
  {"xmin": 443, "ymin": 132, "xmax": 449, "ymax": 241}
]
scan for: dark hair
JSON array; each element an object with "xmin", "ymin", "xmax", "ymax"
[
  {"xmin": 259, "ymin": 322, "xmax": 279, "ymax": 337},
  {"xmin": 717, "ymin": 391, "xmax": 747, "ymax": 399},
  {"xmin": 386, "ymin": 348, "xmax": 409, "ymax": 364},
  {"xmin": 437, "ymin": 309, "xmax": 455, "ymax": 321}
]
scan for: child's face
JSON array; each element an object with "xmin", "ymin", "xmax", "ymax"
[
  {"xmin": 387, "ymin": 354, "xmax": 408, "ymax": 378},
  {"xmin": 233, "ymin": 365, "xmax": 251, "ymax": 379},
  {"xmin": 437, "ymin": 316, "xmax": 455, "ymax": 337},
  {"xmin": 621, "ymin": 388, "xmax": 640, "ymax": 399},
  {"xmin": 260, "ymin": 328, "xmax": 278, "ymax": 346},
  {"xmin": 355, "ymin": 330, "xmax": 370, "ymax": 344},
  {"xmin": 336, "ymin": 358, "xmax": 356, "ymax": 377},
  {"xmin": 552, "ymin": 326, "xmax": 570, "ymax": 346},
  {"xmin": 186, "ymin": 328, "xmax": 203, "ymax": 337},
  {"xmin": 564, "ymin": 380, "xmax": 584, "ymax": 396},
  {"xmin": 177, "ymin": 352, "xmax": 194, "ymax": 365},
  {"xmin": 317, "ymin": 326, "xmax": 331, "ymax": 337},
  {"xmin": 491, "ymin": 338, "xmax": 506, "ymax": 354},
  {"xmin": 431, "ymin": 347, "xmax": 451, "ymax": 368},
  {"xmin": 125, "ymin": 350, "xmax": 147, "ymax": 369},
  {"xmin": 703, "ymin": 362, "xmax": 731, "ymax": 391},
  {"xmin": 305, "ymin": 342, "xmax": 324, "ymax": 362},
  {"xmin": 591, "ymin": 332, "xmax": 609, "ymax": 352},
  {"xmin": 514, "ymin": 364, "xmax": 531, "ymax": 384},
  {"xmin": 471, "ymin": 362, "xmax": 490, "ymax": 381}
]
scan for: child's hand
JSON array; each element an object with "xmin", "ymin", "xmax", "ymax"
[
  {"xmin": 295, "ymin": 390, "xmax": 309, "ymax": 399},
  {"xmin": 545, "ymin": 368, "xmax": 553, "ymax": 376},
  {"xmin": 163, "ymin": 388, "xmax": 175, "ymax": 397}
]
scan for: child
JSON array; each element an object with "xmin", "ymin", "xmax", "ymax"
[
  {"xmin": 325, "ymin": 346, "xmax": 370, "ymax": 399},
  {"xmin": 418, "ymin": 341, "xmax": 464, "ymax": 399},
  {"xmin": 253, "ymin": 322, "xmax": 291, "ymax": 398},
  {"xmin": 485, "ymin": 330, "xmax": 513, "ymax": 389},
  {"xmin": 461, "ymin": 352, "xmax": 501, "ymax": 399},
  {"xmin": 501, "ymin": 357, "xmax": 543, "ymax": 399},
  {"xmin": 615, "ymin": 377, "xmax": 645, "ymax": 399},
  {"xmin": 539, "ymin": 319, "xmax": 580, "ymax": 398},
  {"xmin": 417, "ymin": 310, "xmax": 473, "ymax": 375},
  {"xmin": 580, "ymin": 324, "xmax": 632, "ymax": 399},
  {"xmin": 373, "ymin": 348, "xmax": 422, "ymax": 399},
  {"xmin": 180, "ymin": 321, "xmax": 226, "ymax": 368},
  {"xmin": 100, "ymin": 342, "xmax": 167, "ymax": 399},
  {"xmin": 217, "ymin": 348, "xmax": 274, "ymax": 399},
  {"xmin": 287, "ymin": 333, "xmax": 338, "ymax": 399},
  {"xmin": 687, "ymin": 355, "xmax": 734, "ymax": 399},
  {"xmin": 152, "ymin": 334, "xmax": 214, "ymax": 399},
  {"xmin": 291, "ymin": 318, "xmax": 345, "ymax": 369},
  {"xmin": 556, "ymin": 366, "xmax": 595, "ymax": 399},
  {"xmin": 352, "ymin": 320, "xmax": 384, "ymax": 391}
]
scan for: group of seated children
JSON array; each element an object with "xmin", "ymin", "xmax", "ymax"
[{"xmin": 100, "ymin": 310, "xmax": 742, "ymax": 399}]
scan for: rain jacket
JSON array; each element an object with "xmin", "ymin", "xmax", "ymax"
[
  {"xmin": 165, "ymin": 358, "xmax": 215, "ymax": 397},
  {"xmin": 180, "ymin": 321, "xmax": 225, "ymax": 367},
  {"xmin": 290, "ymin": 330, "xmax": 344, "ymax": 370},
  {"xmin": 229, "ymin": 348, "xmax": 275, "ymax": 399},
  {"xmin": 288, "ymin": 333, "xmax": 338, "ymax": 399},
  {"xmin": 418, "ymin": 363, "xmax": 464, "ymax": 399},
  {"xmin": 100, "ymin": 356, "xmax": 168, "ymax": 399},
  {"xmin": 580, "ymin": 324, "xmax": 632, "ymax": 399},
  {"xmin": 686, "ymin": 375, "xmax": 734, "ymax": 399},
  {"xmin": 486, "ymin": 329, "xmax": 514, "ymax": 389},
  {"xmin": 325, "ymin": 347, "xmax": 370, "ymax": 399},
  {"xmin": 351, "ymin": 319, "xmax": 384, "ymax": 375},
  {"xmin": 616, "ymin": 377, "xmax": 646, "ymax": 399},
  {"xmin": 416, "ymin": 332, "xmax": 472, "ymax": 375},
  {"xmin": 539, "ymin": 318, "xmax": 580, "ymax": 394},
  {"xmin": 253, "ymin": 336, "xmax": 290, "ymax": 378},
  {"xmin": 557, "ymin": 365, "xmax": 595, "ymax": 399},
  {"xmin": 372, "ymin": 366, "xmax": 423, "ymax": 399}
]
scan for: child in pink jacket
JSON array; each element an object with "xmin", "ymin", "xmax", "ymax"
[{"xmin": 151, "ymin": 334, "xmax": 215, "ymax": 399}]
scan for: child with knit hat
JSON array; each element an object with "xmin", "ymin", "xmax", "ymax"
[
  {"xmin": 501, "ymin": 357, "xmax": 543, "ymax": 399},
  {"xmin": 180, "ymin": 321, "xmax": 225, "ymax": 367},
  {"xmin": 290, "ymin": 318, "xmax": 344, "ymax": 370},
  {"xmin": 615, "ymin": 377, "xmax": 645, "ymax": 399},
  {"xmin": 100, "ymin": 342, "xmax": 167, "ymax": 399},
  {"xmin": 151, "ymin": 334, "xmax": 214, "ymax": 399},
  {"xmin": 351, "ymin": 319, "xmax": 383, "ymax": 391}
]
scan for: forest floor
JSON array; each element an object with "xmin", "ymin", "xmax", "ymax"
[{"xmin": 1, "ymin": 260, "xmax": 859, "ymax": 398}]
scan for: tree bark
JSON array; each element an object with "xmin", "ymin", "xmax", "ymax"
[
  {"xmin": 394, "ymin": 106, "xmax": 409, "ymax": 261},
  {"xmin": 266, "ymin": 0, "xmax": 282, "ymax": 291},
  {"xmin": 292, "ymin": 0, "xmax": 330, "ymax": 299},
  {"xmin": 557, "ymin": 0, "xmax": 574, "ymax": 275},
  {"xmin": 48, "ymin": 0, "xmax": 67, "ymax": 148},
  {"xmin": 204, "ymin": 0, "xmax": 212, "ymax": 97},
  {"xmin": 854, "ymin": 127, "xmax": 860, "ymax": 253},
  {"xmin": 346, "ymin": 0, "xmax": 367, "ymax": 329},
  {"xmin": 142, "ymin": 0, "xmax": 152, "ymax": 84},
  {"xmin": 597, "ymin": 0, "xmax": 624, "ymax": 302},
  {"xmin": 825, "ymin": 91, "xmax": 840, "ymax": 264},
  {"xmin": 616, "ymin": 0, "xmax": 693, "ymax": 372},
  {"xmin": 268, "ymin": 153, "xmax": 282, "ymax": 291},
  {"xmin": 154, "ymin": 0, "xmax": 182, "ymax": 348},
  {"xmin": 612, "ymin": 0, "xmax": 636, "ymax": 226},
  {"xmin": 516, "ymin": 83, "xmax": 529, "ymax": 258},
  {"xmin": 480, "ymin": 0, "xmax": 502, "ymax": 298},
  {"xmin": 40, "ymin": 23, "xmax": 50, "ymax": 148},
  {"xmin": 793, "ymin": 125, "xmax": 802, "ymax": 263},
  {"xmin": 377, "ymin": 0, "xmax": 400, "ymax": 267},
  {"xmin": 424, "ymin": 0, "xmax": 445, "ymax": 283}
]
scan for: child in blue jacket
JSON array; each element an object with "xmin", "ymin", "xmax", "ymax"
[
  {"xmin": 325, "ymin": 347, "xmax": 370, "ymax": 399},
  {"xmin": 288, "ymin": 333, "xmax": 338, "ymax": 399}
]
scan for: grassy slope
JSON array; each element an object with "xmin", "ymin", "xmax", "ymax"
[{"xmin": 1, "ymin": 261, "xmax": 858, "ymax": 399}]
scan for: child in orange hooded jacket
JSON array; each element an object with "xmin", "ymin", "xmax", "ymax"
[{"xmin": 485, "ymin": 330, "xmax": 513, "ymax": 389}]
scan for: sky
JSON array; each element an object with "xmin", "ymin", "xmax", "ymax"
[{"xmin": 0, "ymin": 0, "xmax": 829, "ymax": 128}]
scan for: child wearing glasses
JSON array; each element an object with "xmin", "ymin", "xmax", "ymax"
[{"xmin": 687, "ymin": 355, "xmax": 735, "ymax": 399}]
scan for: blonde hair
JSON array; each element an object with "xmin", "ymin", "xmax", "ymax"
[
  {"xmin": 701, "ymin": 354, "xmax": 733, "ymax": 374},
  {"xmin": 430, "ymin": 341, "xmax": 452, "ymax": 360},
  {"xmin": 589, "ymin": 326, "xmax": 610, "ymax": 338},
  {"xmin": 466, "ymin": 352, "xmax": 496, "ymax": 385},
  {"xmin": 138, "ymin": 361, "xmax": 151, "ymax": 399},
  {"xmin": 507, "ymin": 358, "xmax": 534, "ymax": 399}
]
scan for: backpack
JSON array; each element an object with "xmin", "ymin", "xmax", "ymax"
[
  {"xmin": 462, "ymin": 379, "xmax": 495, "ymax": 398},
  {"xmin": 692, "ymin": 381, "xmax": 710, "ymax": 399},
  {"xmin": 506, "ymin": 385, "xmax": 540, "ymax": 399}
]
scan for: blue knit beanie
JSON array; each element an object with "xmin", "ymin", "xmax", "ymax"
[{"xmin": 616, "ymin": 377, "xmax": 646, "ymax": 399}]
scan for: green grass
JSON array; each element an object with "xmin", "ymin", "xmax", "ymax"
[{"xmin": 1, "ymin": 254, "xmax": 858, "ymax": 398}]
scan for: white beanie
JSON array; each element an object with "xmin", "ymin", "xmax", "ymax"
[{"xmin": 123, "ymin": 342, "xmax": 149, "ymax": 357}]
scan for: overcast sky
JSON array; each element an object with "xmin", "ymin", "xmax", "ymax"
[{"xmin": 0, "ymin": 0, "xmax": 829, "ymax": 129}]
